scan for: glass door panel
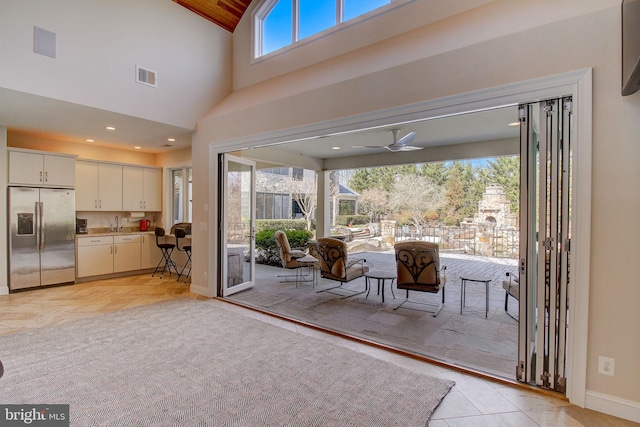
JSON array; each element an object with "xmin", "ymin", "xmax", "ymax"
[{"xmin": 221, "ymin": 155, "xmax": 255, "ymax": 296}]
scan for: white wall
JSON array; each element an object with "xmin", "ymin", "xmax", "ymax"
[
  {"xmin": 193, "ymin": 0, "xmax": 640, "ymax": 418},
  {"xmin": 0, "ymin": 0, "xmax": 231, "ymax": 129},
  {"xmin": 232, "ymin": 0, "xmax": 495, "ymax": 90}
]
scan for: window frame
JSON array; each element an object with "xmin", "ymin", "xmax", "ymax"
[
  {"xmin": 168, "ymin": 165, "xmax": 192, "ymax": 226},
  {"xmin": 252, "ymin": 0, "xmax": 412, "ymax": 60}
]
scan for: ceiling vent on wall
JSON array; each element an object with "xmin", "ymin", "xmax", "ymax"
[{"xmin": 136, "ymin": 66, "xmax": 157, "ymax": 87}]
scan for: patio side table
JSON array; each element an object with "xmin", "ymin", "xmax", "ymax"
[
  {"xmin": 295, "ymin": 254, "xmax": 318, "ymax": 288},
  {"xmin": 460, "ymin": 275, "xmax": 491, "ymax": 318},
  {"xmin": 365, "ymin": 270, "xmax": 396, "ymax": 303}
]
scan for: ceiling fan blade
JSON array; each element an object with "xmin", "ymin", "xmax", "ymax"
[
  {"xmin": 397, "ymin": 131, "xmax": 417, "ymax": 146},
  {"xmin": 399, "ymin": 145, "xmax": 423, "ymax": 151},
  {"xmin": 352, "ymin": 145, "xmax": 387, "ymax": 149}
]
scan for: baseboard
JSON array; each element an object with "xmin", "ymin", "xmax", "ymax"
[
  {"xmin": 189, "ymin": 282, "xmax": 213, "ymax": 298},
  {"xmin": 585, "ymin": 390, "xmax": 640, "ymax": 423}
]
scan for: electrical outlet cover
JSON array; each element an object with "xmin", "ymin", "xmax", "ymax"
[{"xmin": 598, "ymin": 356, "xmax": 615, "ymax": 376}]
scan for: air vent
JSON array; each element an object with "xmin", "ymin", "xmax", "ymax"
[{"xmin": 136, "ymin": 66, "xmax": 157, "ymax": 87}]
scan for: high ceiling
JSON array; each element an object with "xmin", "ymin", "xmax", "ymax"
[
  {"xmin": 1, "ymin": 1, "xmax": 521, "ymax": 161},
  {"xmin": 172, "ymin": 0, "xmax": 252, "ymax": 32}
]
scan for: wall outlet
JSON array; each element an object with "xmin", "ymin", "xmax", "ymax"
[
  {"xmin": 598, "ymin": 356, "xmax": 615, "ymax": 376},
  {"xmin": 203, "ymin": 271, "xmax": 207, "ymax": 280}
]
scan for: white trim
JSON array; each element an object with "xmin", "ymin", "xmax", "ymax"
[
  {"xmin": 207, "ymin": 68, "xmax": 592, "ymax": 406},
  {"xmin": 585, "ymin": 391, "xmax": 640, "ymax": 423},
  {"xmin": 565, "ymin": 68, "xmax": 593, "ymax": 408}
]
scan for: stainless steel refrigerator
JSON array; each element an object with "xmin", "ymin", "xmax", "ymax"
[{"xmin": 8, "ymin": 187, "xmax": 76, "ymax": 291}]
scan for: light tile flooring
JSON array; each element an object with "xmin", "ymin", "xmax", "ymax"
[
  {"xmin": 0, "ymin": 274, "xmax": 636, "ymax": 426},
  {"xmin": 234, "ymin": 251, "xmax": 521, "ymax": 378}
]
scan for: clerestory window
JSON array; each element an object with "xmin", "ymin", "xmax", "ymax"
[{"xmin": 254, "ymin": 0, "xmax": 400, "ymax": 58}]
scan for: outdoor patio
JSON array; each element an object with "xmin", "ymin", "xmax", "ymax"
[{"xmin": 227, "ymin": 250, "xmax": 520, "ymax": 379}]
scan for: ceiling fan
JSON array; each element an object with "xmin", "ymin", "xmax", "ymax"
[{"xmin": 354, "ymin": 129, "xmax": 422, "ymax": 152}]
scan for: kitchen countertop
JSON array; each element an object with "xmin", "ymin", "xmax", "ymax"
[{"xmin": 76, "ymin": 230, "xmax": 155, "ymax": 237}]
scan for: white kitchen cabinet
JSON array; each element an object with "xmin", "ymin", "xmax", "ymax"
[
  {"xmin": 77, "ymin": 234, "xmax": 146, "ymax": 277},
  {"xmin": 122, "ymin": 166, "xmax": 162, "ymax": 212},
  {"xmin": 77, "ymin": 236, "xmax": 114, "ymax": 278},
  {"xmin": 8, "ymin": 150, "xmax": 76, "ymax": 188},
  {"xmin": 75, "ymin": 161, "xmax": 123, "ymax": 211},
  {"xmin": 143, "ymin": 168, "xmax": 162, "ymax": 211},
  {"xmin": 141, "ymin": 233, "xmax": 163, "ymax": 269},
  {"xmin": 114, "ymin": 235, "xmax": 142, "ymax": 273}
]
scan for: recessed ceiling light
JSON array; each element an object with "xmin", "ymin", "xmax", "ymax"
[
  {"xmin": 134, "ymin": 146, "xmax": 142, "ymax": 150},
  {"xmin": 85, "ymin": 139, "xmax": 94, "ymax": 142},
  {"xmin": 331, "ymin": 146, "xmax": 341, "ymax": 150},
  {"xmin": 167, "ymin": 138, "xmax": 176, "ymax": 142},
  {"xmin": 105, "ymin": 126, "xmax": 116, "ymax": 131},
  {"xmin": 507, "ymin": 122, "xmax": 520, "ymax": 127}
]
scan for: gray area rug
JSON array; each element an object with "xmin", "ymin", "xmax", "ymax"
[{"xmin": 0, "ymin": 299, "xmax": 454, "ymax": 426}]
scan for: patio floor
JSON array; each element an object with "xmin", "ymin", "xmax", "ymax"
[{"xmin": 227, "ymin": 250, "xmax": 519, "ymax": 379}]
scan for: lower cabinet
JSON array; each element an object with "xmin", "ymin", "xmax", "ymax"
[
  {"xmin": 77, "ymin": 236, "xmax": 114, "ymax": 278},
  {"xmin": 114, "ymin": 235, "xmax": 142, "ymax": 273},
  {"xmin": 77, "ymin": 233, "xmax": 159, "ymax": 278}
]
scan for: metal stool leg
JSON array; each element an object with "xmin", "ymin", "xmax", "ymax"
[{"xmin": 177, "ymin": 250, "xmax": 191, "ymax": 282}]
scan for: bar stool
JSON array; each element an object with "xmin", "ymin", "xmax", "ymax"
[
  {"xmin": 175, "ymin": 228, "xmax": 192, "ymax": 283},
  {"xmin": 152, "ymin": 227, "xmax": 177, "ymax": 278}
]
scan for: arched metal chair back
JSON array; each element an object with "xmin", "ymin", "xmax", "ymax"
[{"xmin": 394, "ymin": 241, "xmax": 446, "ymax": 316}]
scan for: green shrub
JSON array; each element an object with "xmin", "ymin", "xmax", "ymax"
[
  {"xmin": 254, "ymin": 228, "xmax": 314, "ymax": 266},
  {"xmin": 256, "ymin": 219, "xmax": 307, "ymax": 233},
  {"xmin": 336, "ymin": 215, "xmax": 369, "ymax": 226}
]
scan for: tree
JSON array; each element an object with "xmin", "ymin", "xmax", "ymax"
[
  {"xmin": 419, "ymin": 162, "xmax": 449, "ymax": 186},
  {"xmin": 442, "ymin": 162, "xmax": 467, "ymax": 225},
  {"xmin": 281, "ymin": 174, "xmax": 317, "ymax": 231},
  {"xmin": 357, "ymin": 188, "xmax": 389, "ymax": 225},
  {"xmin": 388, "ymin": 175, "xmax": 446, "ymax": 231},
  {"xmin": 349, "ymin": 165, "xmax": 419, "ymax": 193}
]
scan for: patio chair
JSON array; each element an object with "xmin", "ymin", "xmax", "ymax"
[
  {"xmin": 316, "ymin": 237, "xmax": 369, "ymax": 298},
  {"xmin": 394, "ymin": 241, "xmax": 446, "ymax": 316},
  {"xmin": 502, "ymin": 271, "xmax": 520, "ymax": 320},
  {"xmin": 274, "ymin": 230, "xmax": 317, "ymax": 287}
]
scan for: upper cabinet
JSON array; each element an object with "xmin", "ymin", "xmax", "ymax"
[
  {"xmin": 122, "ymin": 166, "xmax": 162, "ymax": 212},
  {"xmin": 75, "ymin": 161, "xmax": 123, "ymax": 211},
  {"xmin": 8, "ymin": 150, "xmax": 76, "ymax": 188}
]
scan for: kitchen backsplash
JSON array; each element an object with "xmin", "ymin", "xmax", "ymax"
[{"xmin": 76, "ymin": 211, "xmax": 160, "ymax": 233}]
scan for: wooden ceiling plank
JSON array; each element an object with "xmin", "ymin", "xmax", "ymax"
[{"xmin": 172, "ymin": 0, "xmax": 249, "ymax": 32}]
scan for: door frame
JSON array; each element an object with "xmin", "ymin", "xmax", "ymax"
[{"xmin": 208, "ymin": 68, "xmax": 592, "ymax": 406}]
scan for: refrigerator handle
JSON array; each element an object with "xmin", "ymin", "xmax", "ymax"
[
  {"xmin": 35, "ymin": 202, "xmax": 41, "ymax": 250},
  {"xmin": 39, "ymin": 201, "xmax": 45, "ymax": 250}
]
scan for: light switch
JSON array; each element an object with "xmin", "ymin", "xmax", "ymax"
[{"xmin": 199, "ymin": 222, "xmax": 208, "ymax": 231}]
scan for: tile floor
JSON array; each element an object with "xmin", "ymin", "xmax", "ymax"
[{"xmin": 231, "ymin": 251, "xmax": 521, "ymax": 378}]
